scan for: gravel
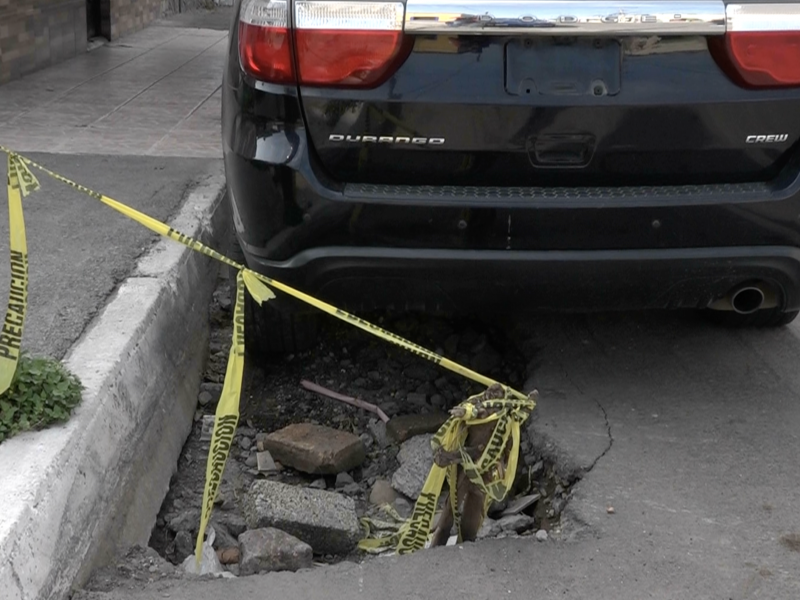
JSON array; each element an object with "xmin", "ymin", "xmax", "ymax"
[{"xmin": 536, "ymin": 529, "xmax": 549, "ymax": 542}]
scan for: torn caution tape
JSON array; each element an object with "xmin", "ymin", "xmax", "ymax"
[
  {"xmin": 358, "ymin": 385, "xmax": 536, "ymax": 554},
  {"xmin": 0, "ymin": 145, "xmax": 536, "ymax": 563},
  {"xmin": 0, "ymin": 154, "xmax": 39, "ymax": 395}
]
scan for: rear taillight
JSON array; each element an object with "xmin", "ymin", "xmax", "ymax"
[
  {"xmin": 238, "ymin": 0, "xmax": 410, "ymax": 88},
  {"xmin": 238, "ymin": 0, "xmax": 293, "ymax": 83},
  {"xmin": 710, "ymin": 4, "xmax": 800, "ymax": 88},
  {"xmin": 295, "ymin": 1, "xmax": 409, "ymax": 87}
]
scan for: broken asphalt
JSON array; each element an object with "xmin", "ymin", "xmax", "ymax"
[{"xmin": 75, "ymin": 311, "xmax": 800, "ymax": 600}]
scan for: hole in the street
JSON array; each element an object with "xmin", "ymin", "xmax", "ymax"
[{"xmin": 146, "ymin": 272, "xmax": 577, "ymax": 577}]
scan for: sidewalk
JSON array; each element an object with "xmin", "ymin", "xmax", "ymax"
[
  {"xmin": 0, "ymin": 20, "xmax": 227, "ymax": 158},
  {"xmin": 0, "ymin": 12, "xmax": 230, "ymax": 358}
]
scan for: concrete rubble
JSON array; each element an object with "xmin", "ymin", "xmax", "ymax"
[
  {"xmin": 260, "ymin": 423, "xmax": 366, "ymax": 475},
  {"xmin": 369, "ymin": 479, "xmax": 399, "ymax": 505},
  {"xmin": 238, "ymin": 528, "xmax": 313, "ymax": 575},
  {"xmin": 496, "ymin": 514, "xmax": 535, "ymax": 533},
  {"xmin": 391, "ymin": 434, "xmax": 435, "ymax": 500},
  {"xmin": 243, "ymin": 480, "xmax": 362, "ymax": 556}
]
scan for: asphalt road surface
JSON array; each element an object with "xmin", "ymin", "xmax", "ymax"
[{"xmin": 78, "ymin": 310, "xmax": 800, "ymax": 600}]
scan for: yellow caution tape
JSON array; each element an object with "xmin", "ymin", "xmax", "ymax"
[
  {"xmin": 359, "ymin": 386, "xmax": 536, "ymax": 554},
  {"xmin": 0, "ymin": 155, "xmax": 39, "ymax": 395},
  {"xmin": 0, "ymin": 147, "xmax": 527, "ymax": 398},
  {"xmin": 0, "ymin": 145, "xmax": 537, "ymax": 561}
]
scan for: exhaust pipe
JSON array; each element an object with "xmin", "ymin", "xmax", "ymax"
[
  {"xmin": 730, "ymin": 285, "xmax": 765, "ymax": 314},
  {"xmin": 709, "ymin": 281, "xmax": 779, "ymax": 314}
]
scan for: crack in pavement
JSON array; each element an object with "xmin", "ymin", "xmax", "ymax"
[
  {"xmin": 577, "ymin": 317, "xmax": 615, "ymax": 471},
  {"xmin": 9, "ymin": 558, "xmax": 24, "ymax": 599},
  {"xmin": 560, "ymin": 362, "xmax": 614, "ymax": 473},
  {"xmin": 587, "ymin": 395, "xmax": 614, "ymax": 472}
]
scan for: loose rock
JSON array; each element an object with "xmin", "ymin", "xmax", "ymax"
[
  {"xmin": 244, "ymin": 480, "xmax": 362, "ymax": 555},
  {"xmin": 369, "ymin": 479, "xmax": 399, "ymax": 505},
  {"xmin": 217, "ymin": 547, "xmax": 240, "ymax": 565},
  {"xmin": 214, "ymin": 513, "xmax": 247, "ymax": 538},
  {"xmin": 392, "ymin": 434, "xmax": 435, "ymax": 499},
  {"xmin": 198, "ymin": 391, "xmax": 214, "ymax": 407},
  {"xmin": 335, "ymin": 472, "xmax": 355, "ymax": 489},
  {"xmin": 238, "ymin": 528, "xmax": 313, "ymax": 575},
  {"xmin": 497, "ymin": 514, "xmax": 535, "ymax": 533},
  {"xmin": 477, "ymin": 517, "xmax": 499, "ymax": 539},
  {"xmin": 200, "ymin": 382, "xmax": 223, "ymax": 404},
  {"xmin": 210, "ymin": 521, "xmax": 239, "ymax": 550},
  {"xmin": 367, "ymin": 419, "xmax": 390, "ymax": 448},
  {"xmin": 341, "ymin": 483, "xmax": 361, "ymax": 495},
  {"xmin": 405, "ymin": 392, "xmax": 429, "ymax": 408},
  {"xmin": 387, "ymin": 413, "xmax": 448, "ymax": 443},
  {"xmin": 262, "ymin": 423, "xmax": 366, "ymax": 475},
  {"xmin": 239, "ymin": 437, "xmax": 253, "ymax": 451},
  {"xmin": 393, "ymin": 497, "xmax": 413, "ymax": 519},
  {"xmin": 500, "ymin": 493, "xmax": 541, "ymax": 517},
  {"xmin": 535, "ymin": 529, "xmax": 548, "ymax": 542},
  {"xmin": 257, "ymin": 450, "xmax": 278, "ymax": 473},
  {"xmin": 173, "ymin": 531, "xmax": 194, "ymax": 561},
  {"xmin": 309, "ymin": 478, "xmax": 327, "ymax": 490},
  {"xmin": 359, "ymin": 432, "xmax": 373, "ymax": 450},
  {"xmin": 168, "ymin": 509, "xmax": 200, "ymax": 534}
]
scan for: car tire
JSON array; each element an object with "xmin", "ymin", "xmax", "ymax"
[
  {"xmin": 230, "ymin": 223, "xmax": 319, "ymax": 355},
  {"xmin": 703, "ymin": 307, "xmax": 799, "ymax": 328},
  {"xmin": 244, "ymin": 292, "xmax": 320, "ymax": 356}
]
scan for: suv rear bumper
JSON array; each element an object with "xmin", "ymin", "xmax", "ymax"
[
  {"xmin": 243, "ymin": 244, "xmax": 800, "ymax": 314},
  {"xmin": 222, "ymin": 64, "xmax": 800, "ymax": 316}
]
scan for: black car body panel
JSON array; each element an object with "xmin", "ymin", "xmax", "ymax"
[{"xmin": 222, "ymin": 0, "xmax": 800, "ymax": 316}]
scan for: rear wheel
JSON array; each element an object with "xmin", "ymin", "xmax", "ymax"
[
  {"xmin": 231, "ymin": 225, "xmax": 319, "ymax": 356},
  {"xmin": 244, "ymin": 293, "xmax": 319, "ymax": 355},
  {"xmin": 703, "ymin": 308, "xmax": 799, "ymax": 328}
]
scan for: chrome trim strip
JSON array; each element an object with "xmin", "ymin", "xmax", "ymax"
[
  {"xmin": 403, "ymin": 0, "xmax": 727, "ymax": 35},
  {"xmin": 726, "ymin": 3, "xmax": 800, "ymax": 32},
  {"xmin": 295, "ymin": 0, "xmax": 405, "ymax": 30}
]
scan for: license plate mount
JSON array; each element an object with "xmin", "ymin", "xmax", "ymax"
[{"xmin": 506, "ymin": 38, "xmax": 622, "ymax": 97}]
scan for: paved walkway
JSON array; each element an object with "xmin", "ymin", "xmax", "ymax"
[
  {"xmin": 0, "ymin": 23, "xmax": 227, "ymax": 158},
  {"xmin": 0, "ymin": 13, "xmax": 231, "ymax": 358}
]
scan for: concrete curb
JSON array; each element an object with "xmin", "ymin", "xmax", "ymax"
[{"xmin": 0, "ymin": 167, "xmax": 230, "ymax": 600}]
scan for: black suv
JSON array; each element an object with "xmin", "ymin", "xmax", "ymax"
[{"xmin": 222, "ymin": 0, "xmax": 800, "ymax": 352}]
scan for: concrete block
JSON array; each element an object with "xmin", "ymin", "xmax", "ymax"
[{"xmin": 244, "ymin": 480, "xmax": 362, "ymax": 556}]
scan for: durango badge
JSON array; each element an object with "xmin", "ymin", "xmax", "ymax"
[{"xmin": 329, "ymin": 134, "xmax": 445, "ymax": 145}]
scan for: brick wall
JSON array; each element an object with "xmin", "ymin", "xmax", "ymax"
[
  {"xmin": 0, "ymin": 0, "xmax": 214, "ymax": 84},
  {"xmin": 0, "ymin": 0, "xmax": 87, "ymax": 84},
  {"xmin": 109, "ymin": 0, "xmax": 161, "ymax": 39},
  {"xmin": 161, "ymin": 0, "xmax": 218, "ymax": 18}
]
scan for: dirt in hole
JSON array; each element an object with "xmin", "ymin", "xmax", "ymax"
[{"xmin": 141, "ymin": 270, "xmax": 576, "ymax": 578}]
